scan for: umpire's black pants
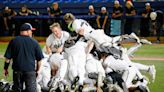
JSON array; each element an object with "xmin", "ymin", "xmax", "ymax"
[{"xmin": 12, "ymin": 71, "xmax": 37, "ymax": 92}]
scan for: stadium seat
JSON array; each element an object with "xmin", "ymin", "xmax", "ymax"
[
  {"xmin": 3, "ymin": 0, "xmax": 9, "ymax": 4},
  {"xmin": 72, "ymin": 0, "xmax": 81, "ymax": 3},
  {"xmin": 62, "ymin": 0, "xmax": 71, "ymax": 3},
  {"xmin": 11, "ymin": 0, "xmax": 20, "ymax": 3},
  {"xmin": 81, "ymin": 0, "xmax": 90, "ymax": 3},
  {"xmin": 29, "ymin": 0, "xmax": 37, "ymax": 3},
  {"xmin": 91, "ymin": 0, "xmax": 98, "ymax": 3},
  {"xmin": 99, "ymin": 0, "xmax": 110, "ymax": 2},
  {"xmin": 47, "ymin": 0, "xmax": 55, "ymax": 3},
  {"xmin": 20, "ymin": 0, "xmax": 28, "ymax": 3},
  {"xmin": 54, "ymin": 0, "xmax": 63, "ymax": 3},
  {"xmin": 38, "ymin": 0, "xmax": 46, "ymax": 3}
]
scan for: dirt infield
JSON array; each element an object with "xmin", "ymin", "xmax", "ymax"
[
  {"xmin": 130, "ymin": 56, "xmax": 164, "ymax": 61},
  {"xmin": 0, "ymin": 54, "xmax": 4, "ymax": 59}
]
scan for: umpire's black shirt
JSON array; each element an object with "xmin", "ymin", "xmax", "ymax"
[{"xmin": 4, "ymin": 35, "xmax": 44, "ymax": 72}]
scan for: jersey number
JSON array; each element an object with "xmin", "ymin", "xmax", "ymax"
[{"xmin": 80, "ymin": 21, "xmax": 89, "ymax": 27}]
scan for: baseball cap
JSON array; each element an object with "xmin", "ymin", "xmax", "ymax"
[
  {"xmin": 20, "ymin": 23, "xmax": 36, "ymax": 31},
  {"xmin": 101, "ymin": 7, "xmax": 106, "ymax": 11},
  {"xmin": 89, "ymin": 5, "xmax": 94, "ymax": 9},
  {"xmin": 145, "ymin": 3, "xmax": 150, "ymax": 6},
  {"xmin": 114, "ymin": 0, "xmax": 119, "ymax": 4},
  {"xmin": 150, "ymin": 12, "xmax": 157, "ymax": 20}
]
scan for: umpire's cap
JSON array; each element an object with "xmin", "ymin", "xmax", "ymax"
[{"xmin": 20, "ymin": 23, "xmax": 36, "ymax": 31}]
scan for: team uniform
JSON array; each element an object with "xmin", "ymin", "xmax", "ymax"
[
  {"xmin": 102, "ymin": 54, "xmax": 147, "ymax": 88},
  {"xmin": 46, "ymin": 30, "xmax": 70, "ymax": 80},
  {"xmin": 102, "ymin": 41, "xmax": 155, "ymax": 89},
  {"xmin": 49, "ymin": 53, "xmax": 68, "ymax": 83},
  {"xmin": 37, "ymin": 31, "xmax": 70, "ymax": 91},
  {"xmin": 37, "ymin": 54, "xmax": 51, "ymax": 92},
  {"xmin": 124, "ymin": 42, "xmax": 156, "ymax": 83},
  {"xmin": 86, "ymin": 54, "xmax": 105, "ymax": 77},
  {"xmin": 46, "ymin": 31, "xmax": 70, "ymax": 53},
  {"xmin": 85, "ymin": 54, "xmax": 105, "ymax": 87},
  {"xmin": 64, "ymin": 40, "xmax": 87, "ymax": 85},
  {"xmin": 70, "ymin": 19, "xmax": 125, "ymax": 58},
  {"xmin": 66, "ymin": 17, "xmax": 156, "ymax": 91}
]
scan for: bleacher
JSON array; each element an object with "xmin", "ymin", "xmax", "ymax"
[
  {"xmin": 1, "ymin": 0, "xmax": 164, "ymax": 15},
  {"xmin": 2, "ymin": 0, "xmax": 115, "ymax": 4},
  {"xmin": 0, "ymin": 0, "xmax": 163, "ymax": 37}
]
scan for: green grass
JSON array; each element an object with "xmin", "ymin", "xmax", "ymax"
[
  {"xmin": 0, "ymin": 43, "xmax": 8, "ymax": 55},
  {"xmin": 124, "ymin": 44, "xmax": 164, "ymax": 58},
  {"xmin": 133, "ymin": 60, "xmax": 164, "ymax": 92},
  {"xmin": 0, "ymin": 43, "xmax": 164, "ymax": 91}
]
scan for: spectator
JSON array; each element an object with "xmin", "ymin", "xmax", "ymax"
[
  {"xmin": 150, "ymin": 11, "xmax": 163, "ymax": 43},
  {"xmin": 96, "ymin": 7, "xmax": 109, "ymax": 35},
  {"xmin": 46, "ymin": 2, "xmax": 62, "ymax": 35},
  {"xmin": 111, "ymin": 0, "xmax": 124, "ymax": 36},
  {"xmin": 140, "ymin": 3, "xmax": 154, "ymax": 37},
  {"xmin": 47, "ymin": 2, "xmax": 62, "ymax": 17},
  {"xmin": 3, "ymin": 23, "xmax": 44, "ymax": 92},
  {"xmin": 88, "ymin": 5, "xmax": 97, "ymax": 29},
  {"xmin": 2, "ymin": 6, "xmax": 17, "ymax": 36},
  {"xmin": 19, "ymin": 5, "xmax": 32, "ymax": 16},
  {"xmin": 124, "ymin": 1, "xmax": 136, "ymax": 35},
  {"xmin": 112, "ymin": 1, "xmax": 123, "ymax": 20}
]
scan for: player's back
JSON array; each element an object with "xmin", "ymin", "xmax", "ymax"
[
  {"xmin": 72, "ymin": 19, "xmax": 94, "ymax": 34},
  {"xmin": 65, "ymin": 40, "xmax": 87, "ymax": 54}
]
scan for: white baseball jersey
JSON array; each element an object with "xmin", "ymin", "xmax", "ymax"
[
  {"xmin": 71, "ymin": 19, "xmax": 114, "ymax": 51},
  {"xmin": 103, "ymin": 55, "xmax": 145, "ymax": 88},
  {"xmin": 86, "ymin": 54, "xmax": 105, "ymax": 77},
  {"xmin": 37, "ymin": 56, "xmax": 51, "ymax": 89},
  {"xmin": 103, "ymin": 55, "xmax": 130, "ymax": 73},
  {"xmin": 72, "ymin": 19, "xmax": 94, "ymax": 37},
  {"xmin": 65, "ymin": 41, "xmax": 87, "ymax": 85},
  {"xmin": 49, "ymin": 53, "xmax": 68, "ymax": 80},
  {"xmin": 46, "ymin": 31, "xmax": 70, "ymax": 53}
]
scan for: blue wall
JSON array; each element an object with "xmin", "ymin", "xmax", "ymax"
[{"xmin": 1, "ymin": 0, "xmax": 164, "ymax": 15}]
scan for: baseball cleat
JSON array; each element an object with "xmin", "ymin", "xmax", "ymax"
[
  {"xmin": 148, "ymin": 65, "xmax": 156, "ymax": 83},
  {"xmin": 78, "ymin": 85, "xmax": 83, "ymax": 92},
  {"xmin": 129, "ymin": 32, "xmax": 140, "ymax": 43},
  {"xmin": 71, "ymin": 76, "xmax": 79, "ymax": 90},
  {"xmin": 64, "ymin": 85, "xmax": 70, "ymax": 92},
  {"xmin": 140, "ymin": 39, "xmax": 152, "ymax": 45},
  {"xmin": 138, "ymin": 85, "xmax": 150, "ymax": 92}
]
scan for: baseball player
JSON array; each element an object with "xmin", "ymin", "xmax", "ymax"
[
  {"xmin": 88, "ymin": 40, "xmax": 152, "ymax": 91},
  {"xmin": 67, "ymin": 12, "xmax": 155, "ymax": 82},
  {"xmin": 85, "ymin": 53, "xmax": 106, "ymax": 88},
  {"xmin": 62, "ymin": 37, "xmax": 99, "ymax": 91},
  {"xmin": 63, "ymin": 13, "xmax": 141, "ymax": 59},
  {"xmin": 101, "ymin": 38, "xmax": 156, "ymax": 84},
  {"xmin": 124, "ymin": 40, "xmax": 156, "ymax": 83},
  {"xmin": 101, "ymin": 53, "xmax": 148, "ymax": 90},
  {"xmin": 48, "ymin": 53, "xmax": 68, "ymax": 86},
  {"xmin": 36, "ymin": 51, "xmax": 51, "ymax": 92},
  {"xmin": 64, "ymin": 40, "xmax": 87, "ymax": 87},
  {"xmin": 45, "ymin": 22, "xmax": 70, "ymax": 90},
  {"xmin": 46, "ymin": 22, "xmax": 70, "ymax": 55}
]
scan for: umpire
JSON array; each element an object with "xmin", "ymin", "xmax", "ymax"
[{"xmin": 3, "ymin": 23, "xmax": 44, "ymax": 92}]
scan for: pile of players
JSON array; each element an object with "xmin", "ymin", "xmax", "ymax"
[{"xmin": 36, "ymin": 13, "xmax": 156, "ymax": 92}]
